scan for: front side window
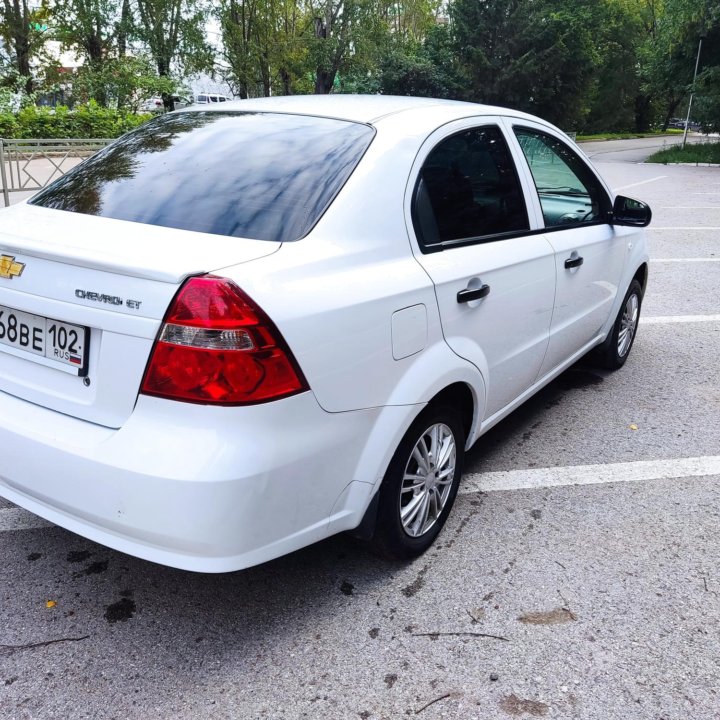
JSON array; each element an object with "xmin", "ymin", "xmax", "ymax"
[
  {"xmin": 30, "ymin": 111, "xmax": 375, "ymax": 242},
  {"xmin": 412, "ymin": 125, "xmax": 529, "ymax": 250},
  {"xmin": 515, "ymin": 128, "xmax": 610, "ymax": 228}
]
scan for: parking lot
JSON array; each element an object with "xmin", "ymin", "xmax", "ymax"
[{"xmin": 1, "ymin": 138, "xmax": 719, "ymax": 719}]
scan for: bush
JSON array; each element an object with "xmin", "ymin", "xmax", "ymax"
[
  {"xmin": 0, "ymin": 102, "xmax": 153, "ymax": 139},
  {"xmin": 0, "ymin": 112, "xmax": 18, "ymax": 137}
]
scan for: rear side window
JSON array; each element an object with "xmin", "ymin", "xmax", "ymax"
[
  {"xmin": 197, "ymin": 95, "xmax": 207, "ymax": 102},
  {"xmin": 30, "ymin": 112, "xmax": 375, "ymax": 242},
  {"xmin": 413, "ymin": 125, "xmax": 529, "ymax": 250}
]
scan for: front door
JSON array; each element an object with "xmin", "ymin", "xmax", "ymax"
[{"xmin": 511, "ymin": 124, "xmax": 628, "ymax": 376}]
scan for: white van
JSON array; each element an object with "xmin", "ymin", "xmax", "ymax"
[{"xmin": 195, "ymin": 93, "xmax": 230, "ymax": 104}]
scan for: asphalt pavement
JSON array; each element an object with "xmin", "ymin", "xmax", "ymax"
[{"xmin": 1, "ymin": 137, "xmax": 720, "ymax": 720}]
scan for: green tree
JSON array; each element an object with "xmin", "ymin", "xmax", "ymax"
[
  {"xmin": 0, "ymin": 0, "xmax": 51, "ymax": 92},
  {"xmin": 218, "ymin": 0, "xmax": 307, "ymax": 98},
  {"xmin": 133, "ymin": 0, "xmax": 213, "ymax": 108},
  {"xmin": 450, "ymin": 0, "xmax": 601, "ymax": 129},
  {"xmin": 583, "ymin": 0, "xmax": 645, "ymax": 133},
  {"xmin": 71, "ymin": 55, "xmax": 177, "ymax": 110},
  {"xmin": 376, "ymin": 24, "xmax": 466, "ymax": 99},
  {"xmin": 53, "ymin": 0, "xmax": 121, "ymax": 105},
  {"xmin": 639, "ymin": 0, "xmax": 719, "ymax": 130},
  {"xmin": 308, "ymin": 0, "xmax": 387, "ymax": 94}
]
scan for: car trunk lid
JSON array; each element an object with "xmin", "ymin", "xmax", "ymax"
[{"xmin": 0, "ymin": 204, "xmax": 280, "ymax": 428}]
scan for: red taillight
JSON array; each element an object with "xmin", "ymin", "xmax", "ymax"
[{"xmin": 141, "ymin": 275, "xmax": 308, "ymax": 405}]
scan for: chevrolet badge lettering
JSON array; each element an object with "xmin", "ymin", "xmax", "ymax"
[{"xmin": 75, "ymin": 289, "xmax": 142, "ymax": 310}]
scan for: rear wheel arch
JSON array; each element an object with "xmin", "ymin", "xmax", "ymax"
[
  {"xmin": 426, "ymin": 382, "xmax": 476, "ymax": 448},
  {"xmin": 353, "ymin": 381, "xmax": 476, "ymax": 545}
]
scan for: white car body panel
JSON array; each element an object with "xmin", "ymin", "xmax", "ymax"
[{"xmin": 0, "ymin": 95, "xmax": 649, "ymax": 571}]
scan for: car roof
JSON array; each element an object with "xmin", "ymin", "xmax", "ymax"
[{"xmin": 181, "ymin": 94, "xmax": 543, "ymax": 126}]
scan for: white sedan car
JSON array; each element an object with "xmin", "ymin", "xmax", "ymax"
[{"xmin": 0, "ymin": 96, "xmax": 650, "ymax": 572}]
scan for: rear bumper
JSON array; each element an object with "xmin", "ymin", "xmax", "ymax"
[{"xmin": 0, "ymin": 391, "xmax": 383, "ymax": 572}]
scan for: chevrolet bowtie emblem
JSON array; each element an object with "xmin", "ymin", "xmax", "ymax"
[{"xmin": 0, "ymin": 255, "xmax": 25, "ymax": 280}]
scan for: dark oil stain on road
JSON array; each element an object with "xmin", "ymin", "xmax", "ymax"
[
  {"xmin": 402, "ymin": 563, "xmax": 430, "ymax": 597},
  {"xmin": 72, "ymin": 560, "xmax": 108, "ymax": 578},
  {"xmin": 104, "ymin": 597, "xmax": 136, "ymax": 623},
  {"xmin": 26, "ymin": 552, "xmax": 42, "ymax": 561},
  {"xmin": 66, "ymin": 550, "xmax": 91, "ymax": 563},
  {"xmin": 383, "ymin": 673, "xmax": 398, "ymax": 689},
  {"xmin": 340, "ymin": 580, "xmax": 355, "ymax": 596}
]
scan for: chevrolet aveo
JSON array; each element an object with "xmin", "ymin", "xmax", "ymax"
[{"xmin": 0, "ymin": 96, "xmax": 650, "ymax": 572}]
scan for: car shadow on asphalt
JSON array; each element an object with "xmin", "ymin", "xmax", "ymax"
[
  {"xmin": 465, "ymin": 359, "xmax": 609, "ymax": 471},
  {"xmin": 0, "ymin": 360, "xmax": 610, "ymax": 666}
]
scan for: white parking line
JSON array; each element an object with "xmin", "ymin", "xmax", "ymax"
[
  {"xmin": 613, "ymin": 176, "xmax": 667, "ymax": 191},
  {"xmin": 0, "ymin": 507, "xmax": 53, "ymax": 532},
  {"xmin": 461, "ymin": 455, "xmax": 720, "ymax": 494},
  {"xmin": 651, "ymin": 258, "xmax": 720, "ymax": 262},
  {"xmin": 650, "ymin": 227, "xmax": 720, "ymax": 230},
  {"xmin": 641, "ymin": 314, "xmax": 720, "ymax": 325},
  {"xmin": 664, "ymin": 207, "xmax": 720, "ymax": 210}
]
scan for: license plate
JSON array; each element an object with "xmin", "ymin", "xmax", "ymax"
[{"xmin": 0, "ymin": 304, "xmax": 88, "ymax": 375}]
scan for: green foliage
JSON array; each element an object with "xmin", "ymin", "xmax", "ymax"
[
  {"xmin": 134, "ymin": 0, "xmax": 214, "ymax": 78},
  {"xmin": 374, "ymin": 25, "xmax": 466, "ymax": 99},
  {"xmin": 0, "ymin": 111, "xmax": 19, "ymax": 136},
  {"xmin": 52, "ymin": 0, "xmax": 119, "ymax": 65},
  {"xmin": 71, "ymin": 56, "xmax": 177, "ymax": 110},
  {"xmin": 0, "ymin": 102, "xmax": 152, "ymax": 139},
  {"xmin": 646, "ymin": 141, "xmax": 720, "ymax": 164},
  {"xmin": 218, "ymin": 0, "xmax": 309, "ymax": 98},
  {"xmin": 582, "ymin": 0, "xmax": 645, "ymax": 133},
  {"xmin": 451, "ymin": 0, "xmax": 606, "ymax": 128},
  {"xmin": 696, "ymin": 67, "xmax": 720, "ymax": 132},
  {"xmin": 308, "ymin": 0, "xmax": 390, "ymax": 94},
  {"xmin": 577, "ymin": 130, "xmax": 683, "ymax": 140},
  {"xmin": 1, "ymin": 0, "xmax": 719, "ymax": 136}
]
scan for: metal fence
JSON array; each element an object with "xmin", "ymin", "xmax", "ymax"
[{"xmin": 0, "ymin": 138, "xmax": 113, "ymax": 207}]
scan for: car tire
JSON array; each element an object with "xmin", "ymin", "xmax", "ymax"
[
  {"xmin": 594, "ymin": 279, "xmax": 643, "ymax": 370},
  {"xmin": 371, "ymin": 404, "xmax": 465, "ymax": 560}
]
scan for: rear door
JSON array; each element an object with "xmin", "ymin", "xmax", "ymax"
[
  {"xmin": 509, "ymin": 122, "xmax": 627, "ymax": 376},
  {"xmin": 406, "ymin": 119, "xmax": 556, "ymax": 421}
]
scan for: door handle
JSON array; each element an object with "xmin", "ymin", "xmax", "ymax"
[
  {"xmin": 564, "ymin": 255, "xmax": 584, "ymax": 269},
  {"xmin": 457, "ymin": 284, "xmax": 490, "ymax": 303}
]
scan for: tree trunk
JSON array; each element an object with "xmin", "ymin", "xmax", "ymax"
[
  {"xmin": 314, "ymin": 71, "xmax": 335, "ymax": 94},
  {"xmin": 158, "ymin": 59, "xmax": 175, "ymax": 112},
  {"xmin": 633, "ymin": 94, "xmax": 652, "ymax": 133},
  {"xmin": 118, "ymin": 0, "xmax": 131, "ymax": 57},
  {"xmin": 280, "ymin": 68, "xmax": 292, "ymax": 96},
  {"xmin": 661, "ymin": 98, "xmax": 681, "ymax": 132},
  {"xmin": 313, "ymin": 16, "xmax": 332, "ymax": 95}
]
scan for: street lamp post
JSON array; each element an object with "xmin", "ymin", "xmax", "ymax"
[{"xmin": 682, "ymin": 31, "xmax": 706, "ymax": 149}]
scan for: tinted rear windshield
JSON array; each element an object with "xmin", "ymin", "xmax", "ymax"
[{"xmin": 30, "ymin": 112, "xmax": 375, "ymax": 242}]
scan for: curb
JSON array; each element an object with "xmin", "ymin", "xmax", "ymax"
[{"xmin": 658, "ymin": 162, "xmax": 720, "ymax": 167}]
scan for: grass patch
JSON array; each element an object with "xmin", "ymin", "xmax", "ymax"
[
  {"xmin": 646, "ymin": 142, "xmax": 720, "ymax": 164},
  {"xmin": 576, "ymin": 130, "xmax": 684, "ymax": 141}
]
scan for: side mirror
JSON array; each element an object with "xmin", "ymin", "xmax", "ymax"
[{"xmin": 612, "ymin": 195, "xmax": 652, "ymax": 227}]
